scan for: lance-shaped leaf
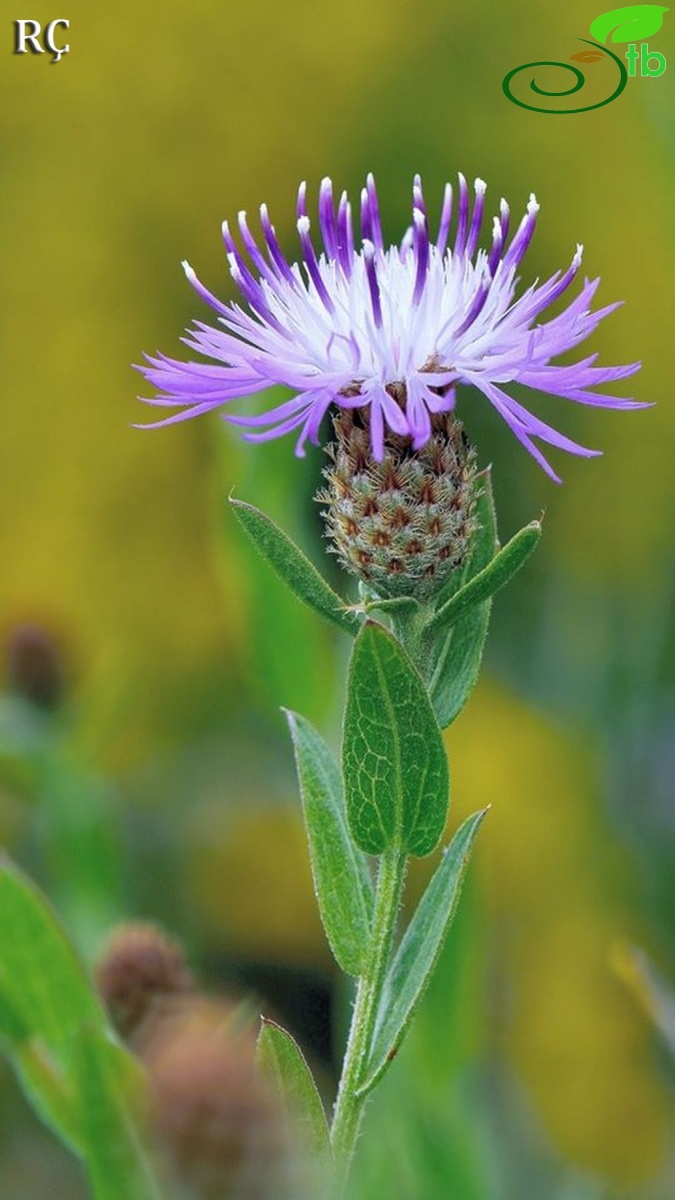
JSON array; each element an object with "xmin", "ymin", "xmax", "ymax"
[
  {"xmin": 360, "ymin": 595, "xmax": 421, "ymax": 618},
  {"xmin": 423, "ymin": 472, "xmax": 498, "ymax": 728},
  {"xmin": 342, "ymin": 623, "xmax": 449, "ymax": 857},
  {"xmin": 76, "ymin": 1028, "xmax": 161, "ymax": 1200},
  {"xmin": 358, "ymin": 809, "xmax": 487, "ymax": 1096},
  {"xmin": 0, "ymin": 856, "xmax": 112, "ymax": 1151},
  {"xmin": 0, "ymin": 989, "xmax": 81, "ymax": 1151},
  {"xmin": 256, "ymin": 1018, "xmax": 331, "ymax": 1160},
  {"xmin": 230, "ymin": 498, "xmax": 357, "ymax": 635},
  {"xmin": 428, "ymin": 520, "xmax": 541, "ymax": 634},
  {"xmin": 590, "ymin": 4, "xmax": 668, "ymax": 43},
  {"xmin": 285, "ymin": 710, "xmax": 374, "ymax": 975}
]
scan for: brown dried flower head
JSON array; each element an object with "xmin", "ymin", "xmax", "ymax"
[
  {"xmin": 140, "ymin": 999, "xmax": 290, "ymax": 1200},
  {"xmin": 94, "ymin": 922, "xmax": 194, "ymax": 1043},
  {"xmin": 5, "ymin": 623, "xmax": 66, "ymax": 711}
]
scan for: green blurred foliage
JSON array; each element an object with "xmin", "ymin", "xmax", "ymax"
[{"xmin": 2, "ymin": 0, "xmax": 674, "ymax": 1194}]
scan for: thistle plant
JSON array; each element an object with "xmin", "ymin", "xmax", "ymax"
[
  {"xmin": 0, "ymin": 172, "xmax": 644, "ymax": 1200},
  {"xmin": 135, "ymin": 172, "xmax": 644, "ymax": 1190}
]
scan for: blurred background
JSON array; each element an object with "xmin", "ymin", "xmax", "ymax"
[{"xmin": 1, "ymin": 1, "xmax": 674, "ymax": 1195}]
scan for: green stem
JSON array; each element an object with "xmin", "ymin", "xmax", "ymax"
[
  {"xmin": 390, "ymin": 601, "xmax": 434, "ymax": 681},
  {"xmin": 330, "ymin": 842, "xmax": 407, "ymax": 1181}
]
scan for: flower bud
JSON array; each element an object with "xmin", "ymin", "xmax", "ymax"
[
  {"xmin": 5, "ymin": 623, "xmax": 66, "ymax": 711},
  {"xmin": 140, "ymin": 999, "xmax": 291, "ymax": 1200},
  {"xmin": 319, "ymin": 407, "xmax": 478, "ymax": 599},
  {"xmin": 94, "ymin": 922, "xmax": 194, "ymax": 1042}
]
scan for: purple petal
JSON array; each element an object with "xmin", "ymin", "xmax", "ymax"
[
  {"xmin": 406, "ymin": 380, "xmax": 432, "ymax": 448},
  {"xmin": 369, "ymin": 396, "xmax": 385, "ymax": 461},
  {"xmin": 318, "ymin": 178, "xmax": 338, "ymax": 259},
  {"xmin": 412, "ymin": 209, "xmax": 430, "ymax": 305},
  {"xmin": 259, "ymin": 204, "xmax": 297, "ymax": 286},
  {"xmin": 134, "ymin": 401, "xmax": 221, "ymax": 429},
  {"xmin": 436, "ymin": 182, "xmax": 453, "ymax": 255},
  {"xmin": 237, "ymin": 212, "xmax": 280, "ymax": 288},
  {"xmin": 370, "ymin": 385, "xmax": 409, "ymax": 437},
  {"xmin": 478, "ymin": 379, "xmax": 601, "ymax": 457},
  {"xmin": 413, "ymin": 174, "xmax": 427, "ymax": 220},
  {"xmin": 499, "ymin": 198, "xmax": 510, "ymax": 243},
  {"xmin": 452, "ymin": 174, "xmax": 469, "ymax": 258},
  {"xmin": 182, "ymin": 263, "xmax": 230, "ymax": 317},
  {"xmin": 473, "ymin": 383, "xmax": 562, "ymax": 481},
  {"xmin": 366, "ymin": 173, "xmax": 384, "ymax": 252},
  {"xmin": 297, "ymin": 216, "xmax": 335, "ymax": 312},
  {"xmin": 336, "ymin": 191, "xmax": 354, "ymax": 276},
  {"xmin": 363, "ymin": 241, "xmax": 383, "ymax": 328},
  {"xmin": 503, "ymin": 194, "xmax": 539, "ymax": 270},
  {"xmin": 487, "ymin": 216, "xmax": 504, "ymax": 276},
  {"xmin": 295, "ymin": 393, "xmax": 334, "ymax": 455},
  {"xmin": 242, "ymin": 412, "xmax": 309, "ymax": 443},
  {"xmin": 224, "ymin": 391, "xmax": 313, "ymax": 428},
  {"xmin": 465, "ymin": 178, "xmax": 487, "ymax": 259}
]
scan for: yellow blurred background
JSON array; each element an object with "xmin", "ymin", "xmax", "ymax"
[{"xmin": 2, "ymin": 1, "xmax": 674, "ymax": 1196}]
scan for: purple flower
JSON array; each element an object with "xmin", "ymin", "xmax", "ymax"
[{"xmin": 137, "ymin": 174, "xmax": 644, "ymax": 481}]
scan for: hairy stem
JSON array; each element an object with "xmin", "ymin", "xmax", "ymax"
[{"xmin": 330, "ymin": 842, "xmax": 407, "ymax": 1182}]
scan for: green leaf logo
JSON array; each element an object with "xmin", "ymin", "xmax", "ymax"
[{"xmin": 590, "ymin": 4, "xmax": 668, "ymax": 43}]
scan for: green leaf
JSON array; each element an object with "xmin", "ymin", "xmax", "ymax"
[
  {"xmin": 256, "ymin": 1018, "xmax": 331, "ymax": 1160},
  {"xmin": 358, "ymin": 810, "xmax": 487, "ymax": 1096},
  {"xmin": 423, "ymin": 471, "xmax": 498, "ymax": 729},
  {"xmin": 284, "ymin": 711, "xmax": 373, "ymax": 975},
  {"xmin": 0, "ymin": 855, "xmax": 111, "ymax": 1151},
  {"xmin": 589, "ymin": 4, "xmax": 668, "ymax": 43},
  {"xmin": 0, "ymin": 989, "xmax": 82, "ymax": 1151},
  {"xmin": 428, "ymin": 520, "xmax": 541, "ymax": 634},
  {"xmin": 230, "ymin": 497, "xmax": 357, "ymax": 636},
  {"xmin": 76, "ymin": 1027, "xmax": 161, "ymax": 1200},
  {"xmin": 342, "ymin": 623, "xmax": 449, "ymax": 857},
  {"xmin": 360, "ymin": 595, "xmax": 421, "ymax": 618}
]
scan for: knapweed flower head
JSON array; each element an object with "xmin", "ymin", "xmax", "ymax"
[
  {"xmin": 138, "ymin": 173, "xmax": 643, "ymax": 481},
  {"xmin": 320, "ymin": 408, "xmax": 478, "ymax": 599}
]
